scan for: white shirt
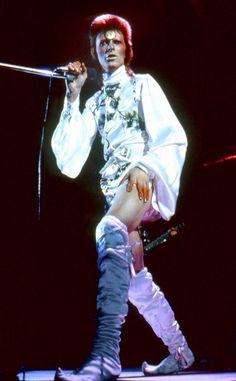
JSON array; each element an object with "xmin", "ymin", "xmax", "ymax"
[{"xmin": 51, "ymin": 65, "xmax": 187, "ymax": 221}]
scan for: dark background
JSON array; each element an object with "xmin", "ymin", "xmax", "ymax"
[{"xmin": 0, "ymin": 0, "xmax": 235, "ymax": 378}]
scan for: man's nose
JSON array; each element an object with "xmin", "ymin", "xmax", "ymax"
[{"xmin": 106, "ymin": 41, "xmax": 115, "ymax": 52}]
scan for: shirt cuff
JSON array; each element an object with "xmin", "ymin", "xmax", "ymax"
[{"xmin": 62, "ymin": 95, "xmax": 81, "ymax": 118}]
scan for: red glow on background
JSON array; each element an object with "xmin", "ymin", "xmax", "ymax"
[{"xmin": 202, "ymin": 155, "xmax": 236, "ymax": 167}]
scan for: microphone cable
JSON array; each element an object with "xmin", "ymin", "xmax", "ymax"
[
  {"xmin": 36, "ymin": 65, "xmax": 97, "ymax": 221},
  {"xmin": 37, "ymin": 76, "xmax": 53, "ymax": 221}
]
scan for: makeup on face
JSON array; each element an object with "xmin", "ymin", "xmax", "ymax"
[{"xmin": 95, "ymin": 29, "xmax": 126, "ymax": 73}]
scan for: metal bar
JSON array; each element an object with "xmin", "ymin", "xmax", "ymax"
[
  {"xmin": 144, "ymin": 222, "xmax": 185, "ymax": 253},
  {"xmin": 0, "ymin": 61, "xmax": 64, "ymax": 79}
]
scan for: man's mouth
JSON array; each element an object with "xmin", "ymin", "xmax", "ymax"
[{"xmin": 105, "ymin": 54, "xmax": 116, "ymax": 61}]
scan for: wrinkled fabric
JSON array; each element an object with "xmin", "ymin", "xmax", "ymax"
[
  {"xmin": 94, "ymin": 215, "xmax": 131, "ymax": 364},
  {"xmin": 51, "ymin": 65, "xmax": 187, "ymax": 221},
  {"xmin": 128, "ymin": 267, "xmax": 186, "ymax": 354},
  {"xmin": 55, "ymin": 356, "xmax": 121, "ymax": 381}
]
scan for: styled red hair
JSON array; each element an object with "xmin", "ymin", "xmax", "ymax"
[{"xmin": 89, "ymin": 14, "xmax": 134, "ymax": 68}]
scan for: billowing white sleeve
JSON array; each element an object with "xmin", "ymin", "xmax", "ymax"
[
  {"xmin": 51, "ymin": 96, "xmax": 97, "ymax": 178},
  {"xmin": 137, "ymin": 74, "xmax": 188, "ymax": 220}
]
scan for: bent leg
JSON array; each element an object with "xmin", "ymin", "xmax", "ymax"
[
  {"xmin": 128, "ymin": 267, "xmax": 195, "ymax": 375},
  {"xmin": 105, "ymin": 181, "xmax": 194, "ymax": 375},
  {"xmin": 107, "ymin": 182, "xmax": 151, "ymax": 273}
]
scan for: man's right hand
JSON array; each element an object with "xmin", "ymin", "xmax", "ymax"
[{"xmin": 66, "ymin": 61, "xmax": 88, "ymax": 102}]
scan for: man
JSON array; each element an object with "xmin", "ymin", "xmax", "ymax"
[{"xmin": 52, "ymin": 14, "xmax": 194, "ymax": 381}]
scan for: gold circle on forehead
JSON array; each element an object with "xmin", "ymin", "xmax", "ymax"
[{"xmin": 105, "ymin": 30, "xmax": 117, "ymax": 40}]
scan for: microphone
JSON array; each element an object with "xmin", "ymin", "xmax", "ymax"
[{"xmin": 54, "ymin": 66, "xmax": 97, "ymax": 81}]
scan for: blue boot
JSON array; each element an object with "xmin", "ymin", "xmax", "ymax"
[{"xmin": 55, "ymin": 215, "xmax": 131, "ymax": 381}]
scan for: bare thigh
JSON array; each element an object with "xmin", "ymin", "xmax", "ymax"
[{"xmin": 106, "ymin": 181, "xmax": 152, "ymax": 232}]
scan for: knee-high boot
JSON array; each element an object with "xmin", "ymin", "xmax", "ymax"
[
  {"xmin": 128, "ymin": 267, "xmax": 194, "ymax": 375},
  {"xmin": 55, "ymin": 215, "xmax": 131, "ymax": 381}
]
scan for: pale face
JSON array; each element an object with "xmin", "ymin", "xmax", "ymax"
[{"xmin": 95, "ymin": 29, "xmax": 126, "ymax": 74}]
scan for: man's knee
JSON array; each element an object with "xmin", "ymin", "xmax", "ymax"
[
  {"xmin": 95, "ymin": 215, "xmax": 131, "ymax": 265},
  {"xmin": 96, "ymin": 215, "xmax": 128, "ymax": 244}
]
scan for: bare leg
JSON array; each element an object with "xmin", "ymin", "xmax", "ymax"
[
  {"xmin": 107, "ymin": 181, "xmax": 152, "ymax": 232},
  {"xmin": 55, "ymin": 182, "xmax": 152, "ymax": 381},
  {"xmin": 107, "ymin": 181, "xmax": 151, "ymax": 273}
]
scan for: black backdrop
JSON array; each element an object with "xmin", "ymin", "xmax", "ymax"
[{"xmin": 0, "ymin": 0, "xmax": 235, "ymax": 377}]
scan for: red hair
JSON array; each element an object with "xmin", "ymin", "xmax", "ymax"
[{"xmin": 89, "ymin": 14, "xmax": 134, "ymax": 70}]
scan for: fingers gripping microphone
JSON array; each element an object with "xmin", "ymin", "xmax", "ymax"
[
  {"xmin": 54, "ymin": 66, "xmax": 97, "ymax": 81},
  {"xmin": 0, "ymin": 62, "xmax": 97, "ymax": 81}
]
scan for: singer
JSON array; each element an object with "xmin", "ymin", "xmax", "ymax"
[{"xmin": 51, "ymin": 14, "xmax": 194, "ymax": 381}]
